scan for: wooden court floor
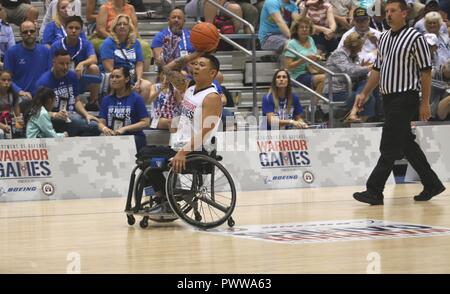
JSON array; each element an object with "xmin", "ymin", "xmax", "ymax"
[{"xmin": 0, "ymin": 183, "xmax": 449, "ymax": 274}]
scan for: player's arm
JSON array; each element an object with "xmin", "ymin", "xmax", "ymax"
[{"xmin": 162, "ymin": 51, "xmax": 202, "ymax": 93}]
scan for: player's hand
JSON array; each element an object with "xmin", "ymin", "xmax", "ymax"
[
  {"xmin": 419, "ymin": 101, "xmax": 431, "ymax": 121},
  {"xmin": 169, "ymin": 151, "xmax": 186, "ymax": 173}
]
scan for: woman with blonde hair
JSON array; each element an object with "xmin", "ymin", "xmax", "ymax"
[
  {"xmin": 261, "ymin": 69, "xmax": 308, "ymax": 130},
  {"xmin": 41, "ymin": 0, "xmax": 87, "ymax": 47},
  {"xmin": 100, "ymin": 14, "xmax": 152, "ymax": 101},
  {"xmin": 39, "ymin": 0, "xmax": 81, "ymax": 39}
]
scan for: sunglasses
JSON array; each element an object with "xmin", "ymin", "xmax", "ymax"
[{"xmin": 21, "ymin": 30, "xmax": 36, "ymax": 35}]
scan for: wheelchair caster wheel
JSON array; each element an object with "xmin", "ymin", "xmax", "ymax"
[
  {"xmin": 139, "ymin": 216, "xmax": 149, "ymax": 228},
  {"xmin": 227, "ymin": 217, "xmax": 235, "ymax": 227},
  {"xmin": 127, "ymin": 214, "xmax": 135, "ymax": 226}
]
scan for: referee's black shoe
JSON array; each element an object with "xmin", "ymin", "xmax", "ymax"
[
  {"xmin": 414, "ymin": 185, "xmax": 446, "ymax": 201},
  {"xmin": 353, "ymin": 190, "xmax": 384, "ymax": 205}
]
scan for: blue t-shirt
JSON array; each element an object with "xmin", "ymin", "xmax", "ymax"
[
  {"xmin": 100, "ymin": 37, "xmax": 144, "ymax": 71},
  {"xmin": 35, "ymin": 70, "xmax": 80, "ymax": 112},
  {"xmin": 151, "ymin": 28, "xmax": 194, "ymax": 63},
  {"xmin": 259, "ymin": 0, "xmax": 299, "ymax": 44},
  {"xmin": 42, "ymin": 22, "xmax": 88, "ymax": 46},
  {"xmin": 50, "ymin": 37, "xmax": 96, "ymax": 67},
  {"xmin": 262, "ymin": 93, "xmax": 303, "ymax": 130},
  {"xmin": 4, "ymin": 43, "xmax": 52, "ymax": 93},
  {"xmin": 99, "ymin": 91, "xmax": 148, "ymax": 137}
]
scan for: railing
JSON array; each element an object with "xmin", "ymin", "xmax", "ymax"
[
  {"xmin": 201, "ymin": 0, "xmax": 259, "ymax": 120},
  {"xmin": 284, "ymin": 47, "xmax": 352, "ymax": 127}
]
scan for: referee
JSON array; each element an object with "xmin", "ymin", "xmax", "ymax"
[{"xmin": 353, "ymin": 0, "xmax": 445, "ymax": 205}]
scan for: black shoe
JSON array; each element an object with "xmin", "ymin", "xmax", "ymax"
[
  {"xmin": 414, "ymin": 185, "xmax": 446, "ymax": 201},
  {"xmin": 353, "ymin": 190, "xmax": 384, "ymax": 205}
]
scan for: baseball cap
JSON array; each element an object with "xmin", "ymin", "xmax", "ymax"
[
  {"xmin": 424, "ymin": 33, "xmax": 438, "ymax": 46},
  {"xmin": 353, "ymin": 7, "xmax": 369, "ymax": 19}
]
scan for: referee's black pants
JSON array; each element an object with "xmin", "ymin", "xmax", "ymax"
[{"xmin": 367, "ymin": 91, "xmax": 442, "ymax": 195}]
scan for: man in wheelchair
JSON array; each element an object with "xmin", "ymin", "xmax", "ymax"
[{"xmin": 138, "ymin": 51, "xmax": 223, "ymax": 217}]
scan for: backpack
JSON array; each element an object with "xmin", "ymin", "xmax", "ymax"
[{"xmin": 214, "ymin": 16, "xmax": 235, "ymax": 51}]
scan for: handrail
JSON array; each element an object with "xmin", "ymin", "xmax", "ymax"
[
  {"xmin": 201, "ymin": 0, "xmax": 259, "ymax": 121},
  {"xmin": 284, "ymin": 47, "xmax": 352, "ymax": 127}
]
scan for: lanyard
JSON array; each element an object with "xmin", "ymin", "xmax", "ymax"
[
  {"xmin": 61, "ymin": 37, "xmax": 83, "ymax": 61},
  {"xmin": 279, "ymin": 99, "xmax": 287, "ymax": 120},
  {"xmin": 168, "ymin": 28, "xmax": 187, "ymax": 51}
]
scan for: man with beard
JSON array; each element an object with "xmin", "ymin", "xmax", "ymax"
[
  {"xmin": 151, "ymin": 8, "xmax": 194, "ymax": 67},
  {"xmin": 4, "ymin": 21, "xmax": 51, "ymax": 100}
]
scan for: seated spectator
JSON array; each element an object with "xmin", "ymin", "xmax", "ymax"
[
  {"xmin": 414, "ymin": 0, "xmax": 448, "ymax": 35},
  {"xmin": 86, "ymin": 0, "xmax": 107, "ymax": 35},
  {"xmin": 42, "ymin": 0, "xmax": 87, "ymax": 47},
  {"xmin": 327, "ymin": 32, "xmax": 376, "ymax": 122},
  {"xmin": 368, "ymin": 0, "xmax": 390, "ymax": 32},
  {"xmin": 25, "ymin": 87, "xmax": 67, "ymax": 138},
  {"xmin": 430, "ymin": 60, "xmax": 450, "ymax": 120},
  {"xmin": 50, "ymin": 16, "xmax": 100, "ymax": 110},
  {"xmin": 0, "ymin": 6, "xmax": 14, "ymax": 70},
  {"xmin": 39, "ymin": 0, "xmax": 81, "ymax": 39},
  {"xmin": 424, "ymin": 12, "xmax": 450, "ymax": 70},
  {"xmin": 235, "ymin": 0, "xmax": 259, "ymax": 33},
  {"xmin": 151, "ymin": 8, "xmax": 194, "ymax": 67},
  {"xmin": 0, "ymin": 70, "xmax": 21, "ymax": 139},
  {"xmin": 261, "ymin": 69, "xmax": 308, "ymax": 130},
  {"xmin": 91, "ymin": 0, "xmax": 152, "ymax": 70},
  {"xmin": 0, "ymin": 0, "xmax": 38, "ymax": 26},
  {"xmin": 406, "ymin": 0, "xmax": 424, "ymax": 26},
  {"xmin": 328, "ymin": 0, "xmax": 356, "ymax": 32},
  {"xmin": 258, "ymin": 0, "xmax": 299, "ymax": 51},
  {"xmin": 35, "ymin": 49, "xmax": 100, "ymax": 137},
  {"xmin": 284, "ymin": 16, "xmax": 325, "ymax": 95},
  {"xmin": 4, "ymin": 21, "xmax": 52, "ymax": 100},
  {"xmin": 98, "ymin": 66, "xmax": 149, "ymax": 151},
  {"xmin": 299, "ymin": 0, "xmax": 338, "ymax": 56},
  {"xmin": 100, "ymin": 14, "xmax": 152, "ymax": 103},
  {"xmin": 338, "ymin": 7, "xmax": 381, "ymax": 64}
]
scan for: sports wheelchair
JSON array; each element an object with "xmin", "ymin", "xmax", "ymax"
[{"xmin": 124, "ymin": 146, "xmax": 237, "ymax": 230}]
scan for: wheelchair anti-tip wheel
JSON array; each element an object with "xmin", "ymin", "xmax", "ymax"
[{"xmin": 165, "ymin": 154, "xmax": 237, "ymax": 229}]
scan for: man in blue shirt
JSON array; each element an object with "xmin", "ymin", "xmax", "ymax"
[
  {"xmin": 35, "ymin": 49, "xmax": 100, "ymax": 137},
  {"xmin": 51, "ymin": 16, "xmax": 100, "ymax": 110},
  {"xmin": 151, "ymin": 8, "xmax": 194, "ymax": 66},
  {"xmin": 0, "ymin": 0, "xmax": 39, "ymax": 26},
  {"xmin": 259, "ymin": 0, "xmax": 299, "ymax": 51},
  {"xmin": 4, "ymin": 20, "xmax": 51, "ymax": 100}
]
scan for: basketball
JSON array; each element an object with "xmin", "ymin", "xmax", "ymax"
[{"xmin": 190, "ymin": 22, "xmax": 220, "ymax": 52}]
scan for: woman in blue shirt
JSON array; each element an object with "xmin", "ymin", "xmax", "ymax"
[
  {"xmin": 98, "ymin": 66, "xmax": 149, "ymax": 151},
  {"xmin": 262, "ymin": 69, "xmax": 308, "ymax": 130}
]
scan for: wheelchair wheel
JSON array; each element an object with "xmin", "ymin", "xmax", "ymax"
[{"xmin": 165, "ymin": 154, "xmax": 236, "ymax": 229}]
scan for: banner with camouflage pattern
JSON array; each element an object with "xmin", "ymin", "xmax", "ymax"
[
  {"xmin": 0, "ymin": 136, "xmax": 136, "ymax": 201},
  {"xmin": 216, "ymin": 128, "xmax": 395, "ymax": 190}
]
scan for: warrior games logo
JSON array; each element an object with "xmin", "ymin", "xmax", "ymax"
[
  {"xmin": 0, "ymin": 143, "xmax": 52, "ymax": 179},
  {"xmin": 257, "ymin": 137, "xmax": 311, "ymax": 168}
]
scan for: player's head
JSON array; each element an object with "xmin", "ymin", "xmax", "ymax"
[{"xmin": 192, "ymin": 53, "xmax": 220, "ymax": 84}]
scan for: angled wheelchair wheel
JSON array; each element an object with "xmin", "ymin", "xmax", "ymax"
[{"xmin": 165, "ymin": 154, "xmax": 237, "ymax": 229}]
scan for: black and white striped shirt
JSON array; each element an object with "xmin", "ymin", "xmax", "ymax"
[{"xmin": 374, "ymin": 26, "xmax": 432, "ymax": 95}]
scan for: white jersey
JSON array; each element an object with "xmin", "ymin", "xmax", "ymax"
[{"xmin": 170, "ymin": 85, "xmax": 220, "ymax": 151}]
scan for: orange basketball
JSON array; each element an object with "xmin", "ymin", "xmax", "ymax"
[{"xmin": 190, "ymin": 22, "xmax": 220, "ymax": 52}]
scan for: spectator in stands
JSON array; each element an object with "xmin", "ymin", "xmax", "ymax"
[
  {"xmin": 91, "ymin": 0, "xmax": 152, "ymax": 71},
  {"xmin": 436, "ymin": 62, "xmax": 450, "ymax": 121},
  {"xmin": 0, "ymin": 6, "xmax": 15, "ymax": 70},
  {"xmin": 4, "ymin": 21, "xmax": 52, "ymax": 100},
  {"xmin": 235, "ymin": 0, "xmax": 259, "ymax": 34},
  {"xmin": 430, "ymin": 59, "xmax": 450, "ymax": 121},
  {"xmin": 424, "ymin": 12, "xmax": 450, "ymax": 70},
  {"xmin": 414, "ymin": 0, "xmax": 448, "ymax": 35},
  {"xmin": 284, "ymin": 16, "xmax": 325, "ymax": 95},
  {"xmin": 148, "ymin": 71, "xmax": 182, "ymax": 130},
  {"xmin": 0, "ymin": 70, "xmax": 21, "ymax": 139},
  {"xmin": 151, "ymin": 8, "xmax": 194, "ymax": 67},
  {"xmin": 258, "ymin": 0, "xmax": 299, "ymax": 51},
  {"xmin": 86, "ymin": 0, "xmax": 107, "ymax": 35},
  {"xmin": 0, "ymin": 0, "xmax": 39, "ymax": 26},
  {"xmin": 35, "ymin": 49, "xmax": 100, "ymax": 137},
  {"xmin": 299, "ymin": 0, "xmax": 338, "ymax": 56},
  {"xmin": 100, "ymin": 14, "xmax": 152, "ymax": 103},
  {"xmin": 369, "ymin": 0, "xmax": 390, "ymax": 32},
  {"xmin": 98, "ymin": 66, "xmax": 149, "ymax": 151},
  {"xmin": 39, "ymin": 0, "xmax": 81, "ymax": 39},
  {"xmin": 42, "ymin": 0, "xmax": 87, "ymax": 47},
  {"xmin": 50, "ymin": 16, "xmax": 100, "ymax": 111},
  {"xmin": 338, "ymin": 7, "xmax": 381, "ymax": 64},
  {"xmin": 325, "ymin": 32, "xmax": 375, "ymax": 122},
  {"xmin": 405, "ymin": 0, "xmax": 424, "ymax": 26},
  {"xmin": 25, "ymin": 86, "xmax": 67, "ymax": 138},
  {"xmin": 261, "ymin": 69, "xmax": 308, "ymax": 130},
  {"xmin": 328, "ymin": 0, "xmax": 357, "ymax": 32}
]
